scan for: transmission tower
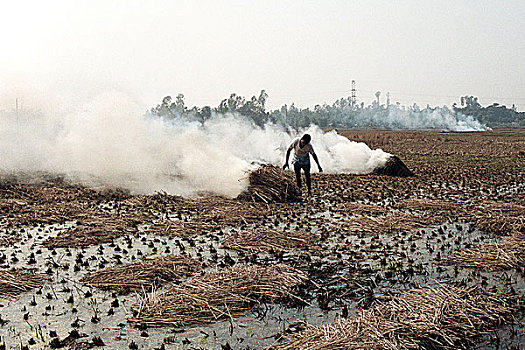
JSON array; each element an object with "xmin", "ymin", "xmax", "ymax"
[{"xmin": 351, "ymin": 80, "xmax": 356, "ymax": 106}]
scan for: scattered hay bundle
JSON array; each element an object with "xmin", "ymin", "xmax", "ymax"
[
  {"xmin": 43, "ymin": 214, "xmax": 140, "ymax": 248},
  {"xmin": 80, "ymin": 255, "xmax": 203, "ymax": 293},
  {"xmin": 188, "ymin": 196, "xmax": 269, "ymax": 225},
  {"xmin": 444, "ymin": 234, "xmax": 525, "ymax": 271},
  {"xmin": 129, "ymin": 265, "xmax": 308, "ymax": 327},
  {"xmin": 373, "ymin": 155, "xmax": 414, "ymax": 177},
  {"xmin": 145, "ymin": 220, "xmax": 218, "ymax": 237},
  {"xmin": 394, "ymin": 198, "xmax": 460, "ymax": 211},
  {"xmin": 469, "ymin": 201, "xmax": 525, "ymax": 236},
  {"xmin": 1, "ymin": 202, "xmax": 88, "ymax": 227},
  {"xmin": 0, "ymin": 270, "xmax": 47, "ymax": 297},
  {"xmin": 222, "ymin": 228, "xmax": 319, "ymax": 253},
  {"xmin": 237, "ymin": 165, "xmax": 301, "ymax": 203},
  {"xmin": 0, "ymin": 230, "xmax": 21, "ymax": 247},
  {"xmin": 270, "ymin": 286, "xmax": 517, "ymax": 350},
  {"xmin": 331, "ymin": 202, "xmax": 387, "ymax": 216},
  {"xmin": 331, "ymin": 212, "xmax": 443, "ymax": 236}
]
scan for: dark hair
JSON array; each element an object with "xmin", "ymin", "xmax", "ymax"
[{"xmin": 301, "ymin": 134, "xmax": 311, "ymax": 143}]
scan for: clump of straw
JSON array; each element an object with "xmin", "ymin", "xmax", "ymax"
[
  {"xmin": 222, "ymin": 228, "xmax": 319, "ymax": 253},
  {"xmin": 270, "ymin": 286, "xmax": 517, "ymax": 350},
  {"xmin": 80, "ymin": 255, "xmax": 203, "ymax": 293},
  {"xmin": 237, "ymin": 165, "xmax": 301, "ymax": 203},
  {"xmin": 0, "ymin": 270, "xmax": 47, "ymax": 297},
  {"xmin": 129, "ymin": 265, "xmax": 308, "ymax": 327},
  {"xmin": 444, "ymin": 234, "xmax": 525, "ymax": 271}
]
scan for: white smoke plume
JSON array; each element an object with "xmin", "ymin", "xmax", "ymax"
[
  {"xmin": 353, "ymin": 104, "xmax": 487, "ymax": 131},
  {"xmin": 0, "ymin": 91, "xmax": 391, "ymax": 197}
]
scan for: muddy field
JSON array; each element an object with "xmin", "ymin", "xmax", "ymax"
[{"xmin": 1, "ymin": 129, "xmax": 524, "ymax": 349}]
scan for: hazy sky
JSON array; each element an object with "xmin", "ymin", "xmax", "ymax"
[{"xmin": 1, "ymin": 0, "xmax": 524, "ymax": 111}]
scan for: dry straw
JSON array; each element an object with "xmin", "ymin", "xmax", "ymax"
[
  {"xmin": 270, "ymin": 286, "xmax": 517, "ymax": 350},
  {"xmin": 80, "ymin": 255, "xmax": 203, "ymax": 293},
  {"xmin": 43, "ymin": 214, "xmax": 140, "ymax": 248},
  {"xmin": 444, "ymin": 234, "xmax": 525, "ymax": 271},
  {"xmin": 0, "ymin": 270, "xmax": 46, "ymax": 297},
  {"xmin": 237, "ymin": 165, "xmax": 301, "ymax": 203},
  {"xmin": 129, "ymin": 265, "xmax": 308, "ymax": 327},
  {"xmin": 222, "ymin": 228, "xmax": 319, "ymax": 253},
  {"xmin": 469, "ymin": 201, "xmax": 525, "ymax": 236},
  {"xmin": 331, "ymin": 212, "xmax": 444, "ymax": 236}
]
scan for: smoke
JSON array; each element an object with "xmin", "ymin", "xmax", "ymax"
[
  {"xmin": 0, "ymin": 91, "xmax": 391, "ymax": 197},
  {"xmin": 353, "ymin": 104, "xmax": 487, "ymax": 131}
]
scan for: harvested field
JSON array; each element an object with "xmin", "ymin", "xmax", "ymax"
[
  {"xmin": 0, "ymin": 129, "xmax": 524, "ymax": 349},
  {"xmin": 237, "ymin": 165, "xmax": 301, "ymax": 203},
  {"xmin": 222, "ymin": 228, "xmax": 319, "ymax": 253},
  {"xmin": 129, "ymin": 265, "xmax": 307, "ymax": 327},
  {"xmin": 80, "ymin": 255, "xmax": 203, "ymax": 293},
  {"xmin": 270, "ymin": 286, "xmax": 518, "ymax": 350},
  {"xmin": 0, "ymin": 270, "xmax": 47, "ymax": 297}
]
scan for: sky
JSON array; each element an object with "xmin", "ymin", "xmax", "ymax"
[{"xmin": 1, "ymin": 0, "xmax": 525, "ymax": 112}]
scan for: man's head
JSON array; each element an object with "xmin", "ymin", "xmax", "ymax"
[{"xmin": 300, "ymin": 134, "xmax": 311, "ymax": 146}]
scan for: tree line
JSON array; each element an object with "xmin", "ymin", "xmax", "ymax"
[
  {"xmin": 149, "ymin": 90, "xmax": 525, "ymax": 128},
  {"xmin": 453, "ymin": 96, "xmax": 525, "ymax": 127}
]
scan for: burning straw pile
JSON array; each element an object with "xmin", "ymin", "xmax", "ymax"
[
  {"xmin": 0, "ymin": 270, "xmax": 47, "ymax": 298},
  {"xmin": 237, "ymin": 165, "xmax": 301, "ymax": 203},
  {"xmin": 270, "ymin": 286, "xmax": 517, "ymax": 350},
  {"xmin": 129, "ymin": 265, "xmax": 308, "ymax": 327},
  {"xmin": 373, "ymin": 155, "xmax": 414, "ymax": 177},
  {"xmin": 222, "ymin": 228, "xmax": 319, "ymax": 253},
  {"xmin": 331, "ymin": 212, "xmax": 444, "ymax": 236},
  {"xmin": 80, "ymin": 255, "xmax": 203, "ymax": 293}
]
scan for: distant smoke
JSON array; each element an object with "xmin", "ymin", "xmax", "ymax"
[
  {"xmin": 352, "ymin": 104, "xmax": 487, "ymax": 131},
  {"xmin": 0, "ymin": 92, "xmax": 390, "ymax": 197}
]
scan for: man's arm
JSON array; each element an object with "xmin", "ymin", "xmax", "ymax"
[
  {"xmin": 283, "ymin": 148, "xmax": 292, "ymax": 170},
  {"xmin": 312, "ymin": 153, "xmax": 323, "ymax": 172}
]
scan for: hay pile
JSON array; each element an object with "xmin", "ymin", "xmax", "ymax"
[
  {"xmin": 222, "ymin": 228, "xmax": 319, "ymax": 253},
  {"xmin": 270, "ymin": 286, "xmax": 517, "ymax": 350},
  {"xmin": 394, "ymin": 198, "xmax": 460, "ymax": 211},
  {"xmin": 444, "ymin": 234, "xmax": 525, "ymax": 271},
  {"xmin": 469, "ymin": 201, "xmax": 525, "ymax": 236},
  {"xmin": 331, "ymin": 212, "xmax": 444, "ymax": 236},
  {"xmin": 237, "ymin": 165, "xmax": 301, "ymax": 203},
  {"xmin": 0, "ymin": 270, "xmax": 47, "ymax": 297},
  {"xmin": 129, "ymin": 265, "xmax": 307, "ymax": 327},
  {"xmin": 188, "ymin": 196, "xmax": 269, "ymax": 225},
  {"xmin": 0, "ymin": 230, "xmax": 21, "ymax": 247},
  {"xmin": 43, "ymin": 213, "xmax": 141, "ymax": 248},
  {"xmin": 331, "ymin": 202, "xmax": 387, "ymax": 216},
  {"xmin": 80, "ymin": 255, "xmax": 203, "ymax": 293},
  {"xmin": 373, "ymin": 155, "xmax": 414, "ymax": 177},
  {"xmin": 145, "ymin": 220, "xmax": 218, "ymax": 237}
]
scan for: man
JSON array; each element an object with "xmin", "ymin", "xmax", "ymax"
[{"xmin": 283, "ymin": 134, "xmax": 323, "ymax": 196}]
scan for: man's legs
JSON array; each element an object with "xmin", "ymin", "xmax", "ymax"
[
  {"xmin": 304, "ymin": 166, "xmax": 311, "ymax": 195},
  {"xmin": 294, "ymin": 164, "xmax": 302, "ymax": 190}
]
